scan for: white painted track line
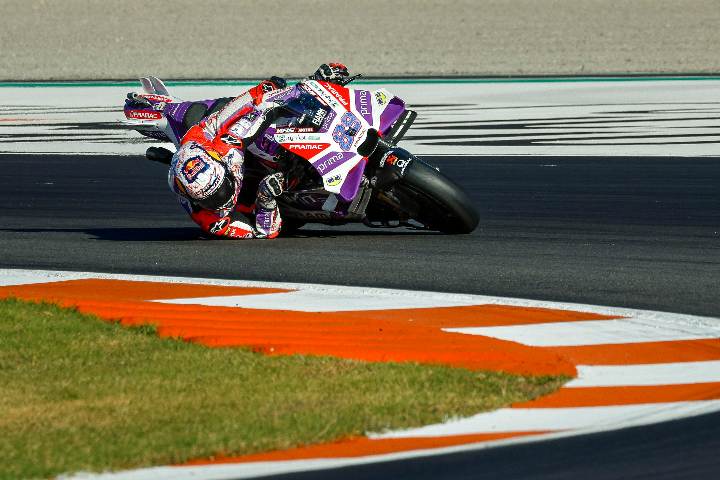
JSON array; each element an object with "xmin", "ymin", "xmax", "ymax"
[
  {"xmin": 156, "ymin": 290, "xmax": 481, "ymax": 312},
  {"xmin": 567, "ymin": 361, "xmax": 720, "ymax": 387},
  {"xmin": 444, "ymin": 318, "xmax": 720, "ymax": 346},
  {"xmin": 370, "ymin": 401, "xmax": 720, "ymax": 438}
]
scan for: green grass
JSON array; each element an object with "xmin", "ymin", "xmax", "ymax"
[{"xmin": 0, "ymin": 298, "xmax": 566, "ymax": 479}]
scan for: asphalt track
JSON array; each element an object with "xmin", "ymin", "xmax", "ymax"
[{"xmin": 1, "ymin": 154, "xmax": 717, "ymax": 318}]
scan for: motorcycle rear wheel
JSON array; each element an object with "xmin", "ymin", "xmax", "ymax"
[{"xmin": 392, "ymin": 160, "xmax": 479, "ymax": 234}]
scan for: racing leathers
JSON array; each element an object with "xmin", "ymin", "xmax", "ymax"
[
  {"xmin": 168, "ymin": 80, "xmax": 285, "ymax": 239},
  {"xmin": 167, "ymin": 64, "xmax": 350, "ymax": 239}
]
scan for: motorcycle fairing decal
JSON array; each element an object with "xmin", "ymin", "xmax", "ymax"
[
  {"xmin": 281, "ymin": 142, "xmax": 332, "ymax": 161},
  {"xmin": 139, "ymin": 93, "xmax": 174, "ymax": 104},
  {"xmin": 374, "ymin": 89, "xmax": 390, "ymax": 107},
  {"xmin": 312, "ymin": 150, "xmax": 357, "ymax": 176},
  {"xmin": 276, "ymin": 127, "xmax": 316, "ymax": 134},
  {"xmin": 319, "ymin": 108, "xmax": 337, "ymax": 132},
  {"xmin": 274, "ymin": 132, "xmax": 324, "ymax": 143},
  {"xmin": 302, "ymin": 81, "xmax": 344, "ymax": 112},
  {"xmin": 125, "ymin": 109, "xmax": 163, "ymax": 120},
  {"xmin": 317, "ymin": 81, "xmax": 352, "ymax": 112},
  {"xmin": 354, "ymin": 89, "xmax": 374, "ymax": 126},
  {"xmin": 332, "ymin": 112, "xmax": 362, "ymax": 151},
  {"xmin": 309, "ymin": 150, "xmax": 363, "ymax": 198},
  {"xmin": 263, "ymin": 85, "xmax": 297, "ymax": 103}
]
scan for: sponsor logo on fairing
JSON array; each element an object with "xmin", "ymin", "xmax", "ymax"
[
  {"xmin": 375, "ymin": 91, "xmax": 388, "ymax": 106},
  {"xmin": 311, "ymin": 108, "xmax": 327, "ymax": 127},
  {"xmin": 324, "ymin": 83, "xmax": 349, "ymax": 107},
  {"xmin": 380, "ymin": 152, "xmax": 412, "ymax": 175},
  {"xmin": 288, "ymin": 143, "xmax": 327, "ymax": 151},
  {"xmin": 303, "ymin": 81, "xmax": 341, "ymax": 109},
  {"xmin": 316, "ymin": 152, "xmax": 344, "ymax": 174},
  {"xmin": 358, "ymin": 90, "xmax": 371, "ymax": 116},
  {"xmin": 282, "ymin": 141, "xmax": 331, "ymax": 160},
  {"xmin": 321, "ymin": 109, "xmax": 337, "ymax": 131},
  {"xmin": 326, "ymin": 174, "xmax": 343, "ymax": 187},
  {"xmin": 126, "ymin": 110, "xmax": 163, "ymax": 120},
  {"xmin": 277, "ymin": 133, "xmax": 322, "ymax": 143},
  {"xmin": 316, "ymin": 89, "xmax": 338, "ymax": 108},
  {"xmin": 276, "ymin": 127, "xmax": 315, "ymax": 134}
]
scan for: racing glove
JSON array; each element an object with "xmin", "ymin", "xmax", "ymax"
[
  {"xmin": 256, "ymin": 172, "xmax": 285, "ymax": 210},
  {"xmin": 257, "ymin": 76, "xmax": 287, "ymax": 94},
  {"xmin": 311, "ymin": 63, "xmax": 349, "ymax": 84}
]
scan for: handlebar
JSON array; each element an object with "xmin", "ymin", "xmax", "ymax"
[{"xmin": 337, "ymin": 73, "xmax": 363, "ymax": 86}]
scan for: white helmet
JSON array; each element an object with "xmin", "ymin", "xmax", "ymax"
[{"xmin": 172, "ymin": 142, "xmax": 236, "ymax": 211}]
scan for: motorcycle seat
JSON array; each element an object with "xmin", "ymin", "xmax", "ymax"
[{"xmin": 182, "ymin": 97, "xmax": 234, "ymax": 131}]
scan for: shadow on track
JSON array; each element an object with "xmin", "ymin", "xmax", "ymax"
[
  {"xmin": 0, "ymin": 227, "xmax": 202, "ymax": 242},
  {"xmin": 0, "ymin": 226, "xmax": 443, "ymax": 242}
]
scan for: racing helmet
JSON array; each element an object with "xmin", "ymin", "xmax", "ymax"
[{"xmin": 173, "ymin": 143, "xmax": 236, "ymax": 211}]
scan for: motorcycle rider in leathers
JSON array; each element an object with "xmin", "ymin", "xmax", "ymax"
[{"xmin": 169, "ymin": 63, "xmax": 350, "ymax": 239}]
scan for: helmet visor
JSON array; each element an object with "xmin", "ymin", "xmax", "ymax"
[{"xmin": 197, "ymin": 174, "xmax": 235, "ymax": 211}]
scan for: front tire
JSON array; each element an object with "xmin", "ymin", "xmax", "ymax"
[{"xmin": 393, "ymin": 159, "xmax": 479, "ymax": 234}]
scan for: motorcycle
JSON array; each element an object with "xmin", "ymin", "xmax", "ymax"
[{"xmin": 122, "ymin": 75, "xmax": 479, "ymax": 234}]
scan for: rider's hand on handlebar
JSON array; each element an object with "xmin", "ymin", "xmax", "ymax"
[
  {"xmin": 311, "ymin": 63, "xmax": 349, "ymax": 84},
  {"xmin": 258, "ymin": 76, "xmax": 287, "ymax": 93},
  {"xmin": 259, "ymin": 172, "xmax": 285, "ymax": 198},
  {"xmin": 257, "ymin": 173, "xmax": 285, "ymax": 210}
]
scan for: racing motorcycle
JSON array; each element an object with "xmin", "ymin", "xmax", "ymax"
[{"xmin": 122, "ymin": 75, "xmax": 479, "ymax": 234}]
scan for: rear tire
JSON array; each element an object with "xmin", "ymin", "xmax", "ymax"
[{"xmin": 393, "ymin": 160, "xmax": 479, "ymax": 234}]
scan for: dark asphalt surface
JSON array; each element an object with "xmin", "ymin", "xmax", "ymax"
[
  {"xmin": 1, "ymin": 154, "xmax": 717, "ymax": 317},
  {"xmin": 1, "ymin": 153, "xmax": 719, "ymax": 479}
]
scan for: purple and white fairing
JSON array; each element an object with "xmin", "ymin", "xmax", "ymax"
[
  {"xmin": 267, "ymin": 81, "xmax": 407, "ymax": 202},
  {"xmin": 378, "ymin": 97, "xmax": 406, "ymax": 135}
]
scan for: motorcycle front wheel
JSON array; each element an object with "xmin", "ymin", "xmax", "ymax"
[{"xmin": 392, "ymin": 159, "xmax": 479, "ymax": 234}]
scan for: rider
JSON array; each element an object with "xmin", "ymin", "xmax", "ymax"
[{"xmin": 169, "ymin": 63, "xmax": 350, "ymax": 238}]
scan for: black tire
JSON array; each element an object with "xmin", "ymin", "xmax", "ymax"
[{"xmin": 393, "ymin": 159, "xmax": 479, "ymax": 234}]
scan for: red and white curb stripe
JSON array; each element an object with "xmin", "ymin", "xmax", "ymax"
[{"xmin": 1, "ymin": 270, "xmax": 718, "ymax": 480}]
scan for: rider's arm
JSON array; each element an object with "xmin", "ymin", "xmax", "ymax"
[
  {"xmin": 182, "ymin": 171, "xmax": 283, "ymax": 240},
  {"xmin": 253, "ymin": 173, "xmax": 284, "ymax": 239},
  {"xmin": 188, "ymin": 194, "xmax": 282, "ymax": 239},
  {"xmin": 186, "ymin": 173, "xmax": 284, "ymax": 240},
  {"xmin": 190, "ymin": 208, "xmax": 258, "ymax": 239},
  {"xmin": 193, "ymin": 77, "xmax": 287, "ymax": 144}
]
